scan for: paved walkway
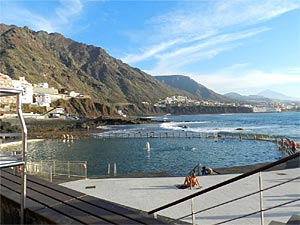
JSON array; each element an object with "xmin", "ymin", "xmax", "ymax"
[{"xmin": 61, "ymin": 168, "xmax": 300, "ymax": 225}]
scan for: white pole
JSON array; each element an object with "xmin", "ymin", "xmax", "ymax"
[
  {"xmin": 107, "ymin": 163, "xmax": 110, "ymax": 175},
  {"xmin": 68, "ymin": 161, "xmax": 70, "ymax": 178},
  {"xmin": 17, "ymin": 92, "xmax": 27, "ymax": 225},
  {"xmin": 114, "ymin": 162, "xmax": 117, "ymax": 176},
  {"xmin": 191, "ymin": 198, "xmax": 196, "ymax": 225},
  {"xmin": 50, "ymin": 166, "xmax": 53, "ymax": 183},
  {"xmin": 53, "ymin": 160, "xmax": 56, "ymax": 177},
  {"xmin": 259, "ymin": 172, "xmax": 264, "ymax": 225},
  {"xmin": 21, "ymin": 163, "xmax": 25, "ymax": 224},
  {"xmin": 84, "ymin": 162, "xmax": 87, "ymax": 179}
]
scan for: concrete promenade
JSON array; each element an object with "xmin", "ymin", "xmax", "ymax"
[{"xmin": 61, "ymin": 168, "xmax": 300, "ymax": 225}]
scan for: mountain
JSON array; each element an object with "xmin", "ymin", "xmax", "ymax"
[
  {"xmin": 224, "ymin": 92, "xmax": 271, "ymax": 102},
  {"xmin": 224, "ymin": 90, "xmax": 300, "ymax": 103},
  {"xmin": 257, "ymin": 90, "xmax": 299, "ymax": 101},
  {"xmin": 154, "ymin": 75, "xmax": 229, "ymax": 102},
  {"xmin": 0, "ymin": 24, "xmax": 190, "ymax": 115}
]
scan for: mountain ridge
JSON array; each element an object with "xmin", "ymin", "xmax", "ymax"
[
  {"xmin": 224, "ymin": 91, "xmax": 300, "ymax": 103},
  {"xmin": 154, "ymin": 75, "xmax": 229, "ymax": 102},
  {"xmin": 0, "ymin": 24, "xmax": 191, "ymax": 113},
  {"xmin": 1, "ymin": 24, "xmax": 272, "ymax": 117},
  {"xmin": 257, "ymin": 89, "xmax": 299, "ymax": 101}
]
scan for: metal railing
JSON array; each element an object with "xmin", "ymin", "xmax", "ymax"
[
  {"xmin": 26, "ymin": 160, "xmax": 87, "ymax": 182},
  {"xmin": 0, "ymin": 88, "xmax": 27, "ymax": 224},
  {"xmin": 148, "ymin": 152, "xmax": 300, "ymax": 224}
]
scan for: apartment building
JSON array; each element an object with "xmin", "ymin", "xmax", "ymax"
[{"xmin": 0, "ymin": 73, "xmax": 16, "ymax": 104}]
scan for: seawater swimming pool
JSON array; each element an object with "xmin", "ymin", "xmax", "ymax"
[
  {"xmin": 19, "ymin": 136, "xmax": 282, "ymax": 177},
  {"xmin": 1, "ymin": 112, "xmax": 298, "ymax": 177}
]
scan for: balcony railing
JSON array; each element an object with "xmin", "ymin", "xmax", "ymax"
[{"xmin": 148, "ymin": 152, "xmax": 299, "ymax": 224}]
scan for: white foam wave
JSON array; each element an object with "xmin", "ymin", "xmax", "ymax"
[
  {"xmin": 159, "ymin": 122, "xmax": 276, "ymax": 134},
  {"xmin": 96, "ymin": 126, "xmax": 111, "ymax": 130},
  {"xmin": 160, "ymin": 121, "xmax": 209, "ymax": 130}
]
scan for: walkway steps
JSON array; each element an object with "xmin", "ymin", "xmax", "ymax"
[{"xmin": 0, "ymin": 168, "xmax": 167, "ymax": 224}]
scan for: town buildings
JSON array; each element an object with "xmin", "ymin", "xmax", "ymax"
[
  {"xmin": 0, "ymin": 73, "xmax": 87, "ymax": 108},
  {"xmin": 0, "ymin": 73, "xmax": 298, "ymax": 116},
  {"xmin": 0, "ymin": 73, "xmax": 86, "ymax": 118}
]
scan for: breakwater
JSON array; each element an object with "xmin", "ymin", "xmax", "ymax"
[{"xmin": 92, "ymin": 130, "xmax": 280, "ymax": 142}]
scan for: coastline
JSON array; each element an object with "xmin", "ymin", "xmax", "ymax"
[
  {"xmin": 3, "ymin": 113, "xmax": 298, "ymax": 177},
  {"xmin": 0, "ymin": 138, "xmax": 44, "ymax": 148}
]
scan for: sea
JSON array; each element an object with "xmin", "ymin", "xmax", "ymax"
[{"xmin": 2, "ymin": 112, "xmax": 300, "ymax": 177}]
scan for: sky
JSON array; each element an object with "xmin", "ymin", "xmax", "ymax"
[{"xmin": 1, "ymin": 0, "xmax": 300, "ymax": 99}]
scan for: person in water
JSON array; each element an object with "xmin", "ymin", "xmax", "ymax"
[{"xmin": 183, "ymin": 172, "xmax": 201, "ymax": 190}]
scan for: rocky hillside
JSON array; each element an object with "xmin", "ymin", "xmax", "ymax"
[
  {"xmin": 0, "ymin": 24, "xmax": 190, "ymax": 115},
  {"xmin": 224, "ymin": 92, "xmax": 271, "ymax": 102},
  {"xmin": 155, "ymin": 75, "xmax": 229, "ymax": 102}
]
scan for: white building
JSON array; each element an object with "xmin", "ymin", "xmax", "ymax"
[
  {"xmin": 55, "ymin": 107, "xmax": 64, "ymax": 114},
  {"xmin": 12, "ymin": 77, "xmax": 33, "ymax": 104},
  {"xmin": 37, "ymin": 83, "xmax": 49, "ymax": 88},
  {"xmin": 36, "ymin": 93, "xmax": 51, "ymax": 107},
  {"xmin": 69, "ymin": 91, "xmax": 80, "ymax": 98},
  {"xmin": 253, "ymin": 105, "xmax": 281, "ymax": 113},
  {"xmin": 177, "ymin": 96, "xmax": 188, "ymax": 103},
  {"xmin": 0, "ymin": 73, "xmax": 15, "ymax": 104}
]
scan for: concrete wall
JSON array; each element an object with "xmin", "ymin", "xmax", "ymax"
[{"xmin": 0, "ymin": 195, "xmax": 52, "ymax": 224}]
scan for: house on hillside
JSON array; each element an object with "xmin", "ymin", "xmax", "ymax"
[
  {"xmin": 12, "ymin": 76, "xmax": 33, "ymax": 104},
  {"xmin": 0, "ymin": 73, "xmax": 15, "ymax": 104},
  {"xmin": 37, "ymin": 83, "xmax": 49, "ymax": 88},
  {"xmin": 33, "ymin": 82, "xmax": 60, "ymax": 105},
  {"xmin": 48, "ymin": 107, "xmax": 65, "ymax": 118},
  {"xmin": 36, "ymin": 93, "xmax": 51, "ymax": 107},
  {"xmin": 69, "ymin": 91, "xmax": 80, "ymax": 98},
  {"xmin": 0, "ymin": 74, "xmax": 33, "ymax": 105}
]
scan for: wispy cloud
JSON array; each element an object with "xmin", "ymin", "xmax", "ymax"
[
  {"xmin": 288, "ymin": 67, "xmax": 300, "ymax": 74},
  {"xmin": 123, "ymin": 0, "xmax": 300, "ymax": 74},
  {"xmin": 1, "ymin": 2, "xmax": 56, "ymax": 32},
  {"xmin": 1, "ymin": 0, "xmax": 85, "ymax": 33},
  {"xmin": 56, "ymin": 0, "xmax": 83, "ymax": 24},
  {"xmin": 191, "ymin": 66, "xmax": 300, "ymax": 97},
  {"xmin": 149, "ymin": 27, "xmax": 269, "ymax": 74},
  {"xmin": 122, "ymin": 39, "xmax": 181, "ymax": 64}
]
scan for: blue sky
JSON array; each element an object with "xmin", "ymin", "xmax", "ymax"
[{"xmin": 1, "ymin": 0, "xmax": 300, "ymax": 98}]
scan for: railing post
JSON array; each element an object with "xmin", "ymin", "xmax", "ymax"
[
  {"xmin": 68, "ymin": 161, "xmax": 70, "ymax": 178},
  {"xmin": 259, "ymin": 172, "xmax": 264, "ymax": 225},
  {"xmin": 53, "ymin": 160, "xmax": 56, "ymax": 177},
  {"xmin": 84, "ymin": 162, "xmax": 87, "ymax": 179},
  {"xmin": 114, "ymin": 162, "xmax": 117, "ymax": 176},
  {"xmin": 107, "ymin": 163, "xmax": 110, "ymax": 176},
  {"xmin": 191, "ymin": 198, "xmax": 196, "ymax": 225},
  {"xmin": 50, "ymin": 166, "xmax": 53, "ymax": 183},
  {"xmin": 153, "ymin": 213, "xmax": 157, "ymax": 219}
]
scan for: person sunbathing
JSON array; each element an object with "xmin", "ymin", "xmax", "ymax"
[{"xmin": 183, "ymin": 172, "xmax": 202, "ymax": 190}]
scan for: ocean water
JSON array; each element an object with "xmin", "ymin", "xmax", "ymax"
[{"xmin": 3, "ymin": 112, "xmax": 300, "ymax": 177}]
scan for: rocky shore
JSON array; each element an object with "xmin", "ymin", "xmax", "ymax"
[{"xmin": 1, "ymin": 116, "xmax": 157, "ymax": 140}]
